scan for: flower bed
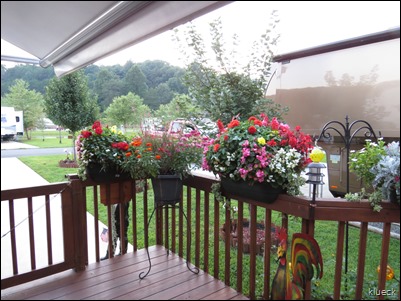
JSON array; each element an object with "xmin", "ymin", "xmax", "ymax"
[
  {"xmin": 219, "ymin": 218, "xmax": 281, "ymax": 255},
  {"xmin": 58, "ymin": 159, "xmax": 79, "ymax": 168}
]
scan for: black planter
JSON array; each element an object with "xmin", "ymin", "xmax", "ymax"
[
  {"xmin": 86, "ymin": 164, "xmax": 131, "ymax": 183},
  {"xmin": 151, "ymin": 174, "xmax": 183, "ymax": 206},
  {"xmin": 220, "ymin": 178, "xmax": 283, "ymax": 203},
  {"xmin": 389, "ymin": 187, "xmax": 400, "ymax": 204}
]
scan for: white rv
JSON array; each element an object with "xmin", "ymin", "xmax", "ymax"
[{"xmin": 1, "ymin": 107, "xmax": 24, "ymax": 141}]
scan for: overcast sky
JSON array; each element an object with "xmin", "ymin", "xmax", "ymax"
[{"xmin": 1, "ymin": 1, "xmax": 400, "ymax": 69}]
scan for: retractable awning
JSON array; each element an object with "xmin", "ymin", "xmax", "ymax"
[{"xmin": 1, "ymin": 1, "xmax": 231, "ymax": 77}]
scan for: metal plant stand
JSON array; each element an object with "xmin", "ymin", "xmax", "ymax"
[
  {"xmin": 139, "ymin": 202, "xmax": 200, "ymax": 279},
  {"xmin": 317, "ymin": 115, "xmax": 378, "ymax": 289}
]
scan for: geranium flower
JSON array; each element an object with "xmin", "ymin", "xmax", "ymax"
[{"xmin": 204, "ymin": 114, "xmax": 313, "ymax": 195}]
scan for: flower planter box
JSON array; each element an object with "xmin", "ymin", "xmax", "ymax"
[
  {"xmin": 86, "ymin": 164, "xmax": 131, "ymax": 183},
  {"xmin": 219, "ymin": 218, "xmax": 281, "ymax": 255},
  {"xmin": 221, "ymin": 178, "xmax": 283, "ymax": 203},
  {"xmin": 100, "ymin": 181, "xmax": 144, "ymax": 205},
  {"xmin": 58, "ymin": 160, "xmax": 79, "ymax": 168}
]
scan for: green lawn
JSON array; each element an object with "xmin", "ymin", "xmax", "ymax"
[{"xmin": 18, "ymin": 155, "xmax": 400, "ymax": 299}]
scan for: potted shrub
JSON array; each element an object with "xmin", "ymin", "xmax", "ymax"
[{"xmin": 348, "ymin": 139, "xmax": 400, "ymax": 210}]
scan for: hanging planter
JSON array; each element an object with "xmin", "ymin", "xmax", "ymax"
[
  {"xmin": 151, "ymin": 174, "xmax": 183, "ymax": 206},
  {"xmin": 100, "ymin": 182, "xmax": 131, "ymax": 205}
]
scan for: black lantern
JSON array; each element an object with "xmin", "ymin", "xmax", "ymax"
[{"xmin": 306, "ymin": 162, "xmax": 326, "ymax": 201}]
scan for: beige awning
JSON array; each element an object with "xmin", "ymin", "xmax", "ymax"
[{"xmin": 1, "ymin": 1, "xmax": 231, "ymax": 77}]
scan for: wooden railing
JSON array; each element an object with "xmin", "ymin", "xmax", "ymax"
[
  {"xmin": 1, "ymin": 174, "xmax": 400, "ymax": 300},
  {"xmin": 1, "ymin": 181, "xmax": 87, "ymax": 289}
]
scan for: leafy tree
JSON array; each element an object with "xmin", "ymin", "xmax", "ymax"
[
  {"xmin": 123, "ymin": 65, "xmax": 148, "ymax": 98},
  {"xmin": 173, "ymin": 12, "xmax": 287, "ymax": 124},
  {"xmin": 2, "ymin": 79, "xmax": 44, "ymax": 139},
  {"xmin": 44, "ymin": 70, "xmax": 99, "ymax": 160},
  {"xmin": 145, "ymin": 83, "xmax": 174, "ymax": 110},
  {"xmin": 104, "ymin": 92, "xmax": 151, "ymax": 131},
  {"xmin": 1, "ymin": 64, "xmax": 54, "ymax": 96},
  {"xmin": 94, "ymin": 68, "xmax": 125, "ymax": 110},
  {"xmin": 154, "ymin": 94, "xmax": 202, "ymax": 124}
]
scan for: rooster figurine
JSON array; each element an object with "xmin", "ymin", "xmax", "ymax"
[{"xmin": 271, "ymin": 228, "xmax": 323, "ymax": 300}]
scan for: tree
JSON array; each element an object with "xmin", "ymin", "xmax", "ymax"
[
  {"xmin": 1, "ymin": 79, "xmax": 44, "ymax": 139},
  {"xmin": 44, "ymin": 70, "xmax": 99, "ymax": 160},
  {"xmin": 173, "ymin": 12, "xmax": 287, "ymax": 124},
  {"xmin": 144, "ymin": 83, "xmax": 174, "ymax": 110},
  {"xmin": 94, "ymin": 68, "xmax": 125, "ymax": 110},
  {"xmin": 123, "ymin": 65, "xmax": 148, "ymax": 99},
  {"xmin": 104, "ymin": 92, "xmax": 151, "ymax": 131},
  {"xmin": 154, "ymin": 94, "xmax": 202, "ymax": 124}
]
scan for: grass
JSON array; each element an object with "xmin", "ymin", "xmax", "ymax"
[{"xmin": 17, "ymin": 154, "xmax": 400, "ymax": 299}]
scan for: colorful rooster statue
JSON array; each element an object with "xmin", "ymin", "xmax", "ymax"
[{"xmin": 271, "ymin": 228, "xmax": 323, "ymax": 300}]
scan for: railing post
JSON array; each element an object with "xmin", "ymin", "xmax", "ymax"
[{"xmin": 69, "ymin": 177, "xmax": 88, "ymax": 271}]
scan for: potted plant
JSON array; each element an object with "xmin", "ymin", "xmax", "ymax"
[
  {"xmin": 76, "ymin": 120, "xmax": 133, "ymax": 181},
  {"xmin": 203, "ymin": 114, "xmax": 313, "ymax": 203},
  {"xmin": 348, "ymin": 139, "xmax": 400, "ymax": 210},
  {"xmin": 76, "ymin": 120, "xmax": 147, "ymax": 204},
  {"xmin": 120, "ymin": 130, "xmax": 209, "ymax": 206}
]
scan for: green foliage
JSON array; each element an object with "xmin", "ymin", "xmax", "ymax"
[
  {"xmin": 345, "ymin": 188, "xmax": 383, "ymax": 212},
  {"xmin": 144, "ymin": 83, "xmax": 174, "ymax": 110},
  {"xmin": 124, "ymin": 65, "xmax": 148, "ymax": 98},
  {"xmin": 2, "ymin": 79, "xmax": 44, "ymax": 139},
  {"xmin": 173, "ymin": 12, "xmax": 286, "ymax": 124},
  {"xmin": 44, "ymin": 70, "xmax": 99, "ymax": 133},
  {"xmin": 103, "ymin": 92, "xmax": 151, "ymax": 129},
  {"xmin": 349, "ymin": 139, "xmax": 400, "ymax": 209},
  {"xmin": 154, "ymin": 94, "xmax": 202, "ymax": 124},
  {"xmin": 349, "ymin": 139, "xmax": 387, "ymax": 188},
  {"xmin": 93, "ymin": 68, "xmax": 125, "ymax": 109},
  {"xmin": 44, "ymin": 70, "xmax": 100, "ymax": 160},
  {"xmin": 1, "ymin": 64, "xmax": 54, "ymax": 95},
  {"xmin": 2, "ymin": 60, "xmax": 189, "ymax": 114}
]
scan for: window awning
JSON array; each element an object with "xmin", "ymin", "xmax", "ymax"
[{"xmin": 1, "ymin": 1, "xmax": 231, "ymax": 77}]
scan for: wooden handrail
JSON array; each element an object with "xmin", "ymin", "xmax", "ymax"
[{"xmin": 2, "ymin": 173, "xmax": 399, "ymax": 300}]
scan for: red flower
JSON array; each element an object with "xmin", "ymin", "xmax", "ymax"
[
  {"xmin": 271, "ymin": 117, "xmax": 279, "ymax": 130},
  {"xmin": 217, "ymin": 119, "xmax": 225, "ymax": 133},
  {"xmin": 214, "ymin": 144, "xmax": 220, "ymax": 152},
  {"xmin": 248, "ymin": 126, "xmax": 257, "ymax": 134},
  {"xmin": 227, "ymin": 120, "xmax": 240, "ymax": 128},
  {"xmin": 92, "ymin": 120, "xmax": 101, "ymax": 130},
  {"xmin": 94, "ymin": 127, "xmax": 103, "ymax": 135},
  {"xmin": 81, "ymin": 130, "xmax": 92, "ymax": 138}
]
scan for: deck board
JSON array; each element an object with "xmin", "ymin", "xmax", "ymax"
[{"xmin": 1, "ymin": 246, "xmax": 249, "ymax": 300}]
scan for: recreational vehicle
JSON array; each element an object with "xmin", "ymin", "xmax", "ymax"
[{"xmin": 268, "ymin": 27, "xmax": 400, "ymax": 197}]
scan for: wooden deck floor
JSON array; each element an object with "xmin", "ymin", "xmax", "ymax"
[{"xmin": 1, "ymin": 245, "xmax": 249, "ymax": 300}]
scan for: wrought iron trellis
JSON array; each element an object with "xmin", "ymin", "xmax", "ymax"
[{"xmin": 317, "ymin": 115, "xmax": 379, "ymax": 279}]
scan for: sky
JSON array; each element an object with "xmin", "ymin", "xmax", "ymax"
[{"xmin": 1, "ymin": 1, "xmax": 400, "ymax": 69}]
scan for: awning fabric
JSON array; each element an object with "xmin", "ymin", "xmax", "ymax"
[{"xmin": 1, "ymin": 1, "xmax": 230, "ymax": 77}]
